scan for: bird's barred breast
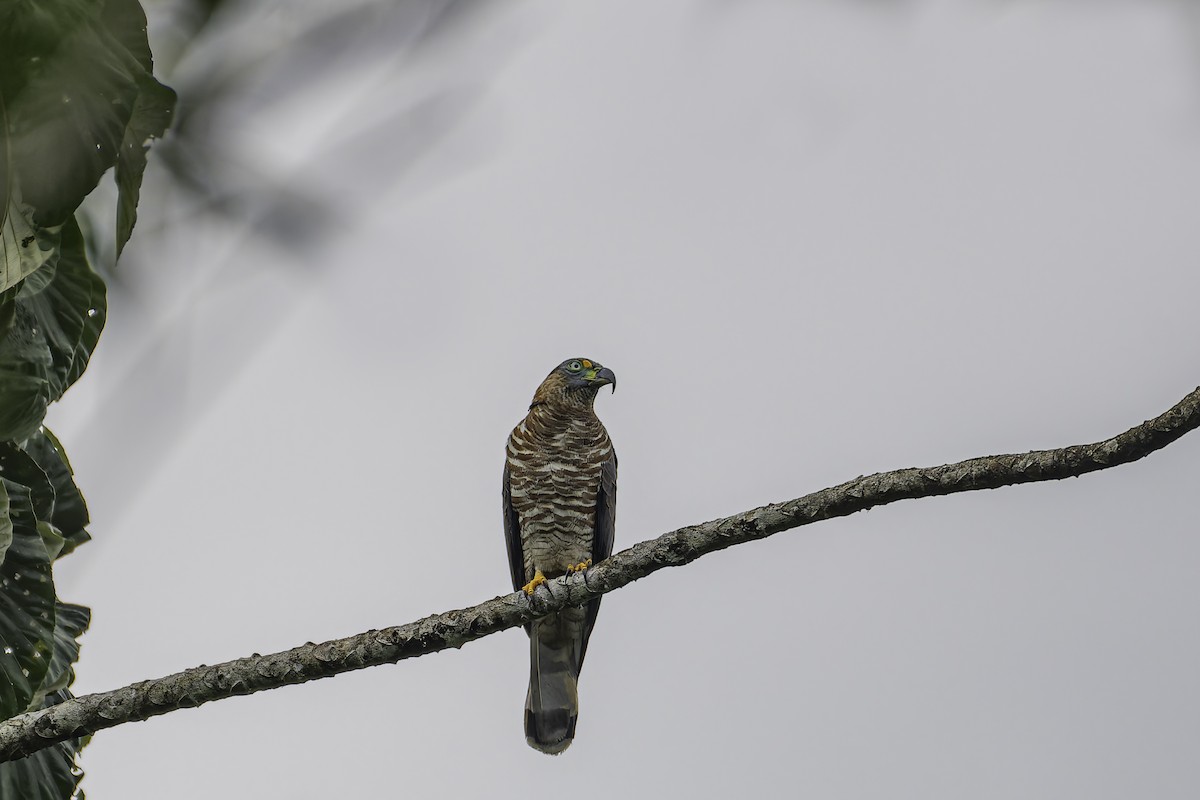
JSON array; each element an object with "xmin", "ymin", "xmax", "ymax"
[{"xmin": 507, "ymin": 418, "xmax": 611, "ymax": 579}]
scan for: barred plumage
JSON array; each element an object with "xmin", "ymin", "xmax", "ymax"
[{"xmin": 503, "ymin": 358, "xmax": 616, "ymax": 754}]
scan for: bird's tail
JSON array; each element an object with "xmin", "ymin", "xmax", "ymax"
[{"xmin": 525, "ymin": 612, "xmax": 583, "ymax": 754}]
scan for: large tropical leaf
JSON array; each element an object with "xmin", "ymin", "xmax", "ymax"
[
  {"xmin": 104, "ymin": 0, "xmax": 177, "ymax": 256},
  {"xmin": 30, "ymin": 602, "xmax": 89, "ymax": 711},
  {"xmin": 21, "ymin": 429, "xmax": 90, "ymax": 559},
  {"xmin": 0, "ymin": 219, "xmax": 105, "ymax": 441},
  {"xmin": 0, "ymin": 0, "xmax": 175, "ymax": 290},
  {"xmin": 0, "ymin": 444, "xmax": 56, "ymax": 718},
  {"xmin": 4, "ymin": 20, "xmax": 131, "ymax": 230},
  {"xmin": 0, "ymin": 197, "xmax": 60, "ymax": 299},
  {"xmin": 0, "ymin": 483, "xmax": 11, "ymax": 567},
  {"xmin": 22, "ymin": 220, "xmax": 106, "ymax": 400},
  {"xmin": 0, "ymin": 0, "xmax": 106, "ymax": 293},
  {"xmin": 0, "ymin": 445, "xmax": 90, "ymax": 800}
]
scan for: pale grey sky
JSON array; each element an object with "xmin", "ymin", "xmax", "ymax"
[{"xmin": 49, "ymin": 1, "xmax": 1200, "ymax": 798}]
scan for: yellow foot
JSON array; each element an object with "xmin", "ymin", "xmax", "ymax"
[
  {"xmin": 521, "ymin": 570, "xmax": 547, "ymax": 595},
  {"xmin": 565, "ymin": 559, "xmax": 593, "ymax": 574}
]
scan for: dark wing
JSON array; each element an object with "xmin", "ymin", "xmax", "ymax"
[
  {"xmin": 579, "ymin": 449, "xmax": 616, "ymax": 669},
  {"xmin": 592, "ymin": 451, "xmax": 617, "ymax": 566},
  {"xmin": 502, "ymin": 462, "xmax": 526, "ymax": 593}
]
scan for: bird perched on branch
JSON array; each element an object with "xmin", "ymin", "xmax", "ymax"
[{"xmin": 503, "ymin": 357, "xmax": 617, "ymax": 754}]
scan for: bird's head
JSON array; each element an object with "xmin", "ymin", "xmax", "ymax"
[{"xmin": 531, "ymin": 358, "xmax": 616, "ymax": 410}]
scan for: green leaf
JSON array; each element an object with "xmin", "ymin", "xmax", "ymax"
[
  {"xmin": 0, "ymin": 0, "xmax": 175, "ymax": 287},
  {"xmin": 21, "ymin": 429, "xmax": 90, "ymax": 559},
  {"xmin": 0, "ymin": 456, "xmax": 88, "ymax": 800},
  {"xmin": 0, "ymin": 2, "xmax": 115, "ymax": 295},
  {"xmin": 3, "ymin": 3, "xmax": 134, "ymax": 230},
  {"xmin": 23, "ymin": 220, "xmax": 106, "ymax": 398},
  {"xmin": 30, "ymin": 602, "xmax": 89, "ymax": 710},
  {"xmin": 0, "ymin": 0, "xmax": 96, "ymax": 59},
  {"xmin": 35, "ymin": 522, "xmax": 64, "ymax": 564},
  {"xmin": 0, "ymin": 444, "xmax": 56, "ymax": 718},
  {"xmin": 0, "ymin": 218, "xmax": 105, "ymax": 440},
  {"xmin": 0, "ymin": 284, "xmax": 18, "ymax": 343},
  {"xmin": 6, "ymin": 444, "xmax": 53, "ymax": 527},
  {"xmin": 0, "ymin": 307, "xmax": 51, "ymax": 441},
  {"xmin": 99, "ymin": 0, "xmax": 155, "ymax": 72},
  {"xmin": 105, "ymin": 0, "xmax": 177, "ymax": 257},
  {"xmin": 0, "ymin": 196, "xmax": 61, "ymax": 297},
  {"xmin": 0, "ymin": 603, "xmax": 92, "ymax": 800},
  {"xmin": 0, "ymin": 482, "xmax": 11, "ymax": 567},
  {"xmin": 115, "ymin": 72, "xmax": 176, "ymax": 257}
]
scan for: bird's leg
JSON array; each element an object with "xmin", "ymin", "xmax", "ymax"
[
  {"xmin": 565, "ymin": 559, "xmax": 592, "ymax": 574},
  {"xmin": 521, "ymin": 570, "xmax": 547, "ymax": 595}
]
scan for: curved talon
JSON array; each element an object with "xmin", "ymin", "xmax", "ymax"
[
  {"xmin": 565, "ymin": 559, "xmax": 592, "ymax": 575},
  {"xmin": 521, "ymin": 570, "xmax": 547, "ymax": 595}
]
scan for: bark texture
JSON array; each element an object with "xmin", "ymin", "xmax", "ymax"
[{"xmin": 0, "ymin": 385, "xmax": 1197, "ymax": 762}]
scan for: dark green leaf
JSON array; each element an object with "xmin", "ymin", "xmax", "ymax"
[
  {"xmin": 21, "ymin": 429, "xmax": 89, "ymax": 558},
  {"xmin": 0, "ymin": 284, "xmax": 18, "ymax": 343},
  {"xmin": 0, "ymin": 444, "xmax": 56, "ymax": 718},
  {"xmin": 0, "ymin": 0, "xmax": 175, "ymax": 286},
  {"xmin": 0, "ymin": 311, "xmax": 51, "ymax": 440},
  {"xmin": 0, "ymin": 544, "xmax": 90, "ymax": 800},
  {"xmin": 3, "ymin": 442, "xmax": 53, "ymax": 527},
  {"xmin": 104, "ymin": 0, "xmax": 176, "ymax": 258},
  {"xmin": 31, "ymin": 602, "xmax": 89, "ymax": 709},
  {"xmin": 4, "ymin": 5, "xmax": 133, "ymax": 230},
  {"xmin": 0, "ymin": 197, "xmax": 60, "ymax": 298},
  {"xmin": 0, "ymin": 482, "xmax": 11, "ymax": 566},
  {"xmin": 0, "ymin": 218, "xmax": 105, "ymax": 440},
  {"xmin": 27, "ymin": 220, "xmax": 106, "ymax": 395},
  {"xmin": 35, "ymin": 522, "xmax": 64, "ymax": 564},
  {"xmin": 115, "ymin": 72, "xmax": 176, "ymax": 257},
  {"xmin": 100, "ymin": 0, "xmax": 155, "ymax": 72},
  {"xmin": 0, "ymin": 1, "xmax": 96, "ymax": 63}
]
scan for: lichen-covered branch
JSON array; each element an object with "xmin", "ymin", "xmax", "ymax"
[{"xmin": 1, "ymin": 385, "xmax": 1197, "ymax": 762}]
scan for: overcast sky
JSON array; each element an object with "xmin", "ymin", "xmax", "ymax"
[{"xmin": 47, "ymin": 1, "xmax": 1200, "ymax": 798}]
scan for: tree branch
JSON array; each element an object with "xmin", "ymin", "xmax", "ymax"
[{"xmin": 2, "ymin": 385, "xmax": 1198, "ymax": 762}]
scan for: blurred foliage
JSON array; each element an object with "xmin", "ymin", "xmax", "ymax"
[
  {"xmin": 109, "ymin": 0, "xmax": 482, "ymax": 264},
  {"xmin": 0, "ymin": 0, "xmax": 506, "ymax": 793},
  {"xmin": 58, "ymin": 0, "xmax": 503, "ymax": 521},
  {"xmin": 0, "ymin": 0, "xmax": 174, "ymax": 796},
  {"xmin": 0, "ymin": 0, "xmax": 475, "ymax": 793}
]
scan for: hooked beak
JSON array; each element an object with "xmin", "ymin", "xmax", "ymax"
[{"xmin": 589, "ymin": 366, "xmax": 616, "ymax": 393}]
